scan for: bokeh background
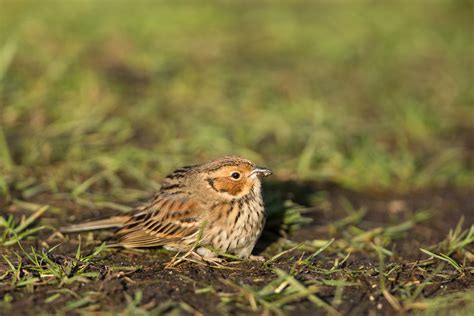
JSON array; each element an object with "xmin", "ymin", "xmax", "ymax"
[{"xmin": 1, "ymin": 0, "xmax": 473, "ymax": 202}]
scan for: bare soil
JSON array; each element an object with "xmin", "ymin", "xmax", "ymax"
[{"xmin": 1, "ymin": 182, "xmax": 473, "ymax": 315}]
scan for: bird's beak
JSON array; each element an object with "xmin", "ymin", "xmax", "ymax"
[{"xmin": 251, "ymin": 167, "xmax": 272, "ymax": 177}]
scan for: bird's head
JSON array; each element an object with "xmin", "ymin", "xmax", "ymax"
[{"xmin": 201, "ymin": 156, "xmax": 272, "ymax": 200}]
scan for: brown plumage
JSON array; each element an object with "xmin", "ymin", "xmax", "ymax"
[{"xmin": 60, "ymin": 156, "xmax": 272, "ymax": 259}]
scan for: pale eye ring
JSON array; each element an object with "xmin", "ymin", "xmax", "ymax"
[{"xmin": 230, "ymin": 172, "xmax": 241, "ymax": 180}]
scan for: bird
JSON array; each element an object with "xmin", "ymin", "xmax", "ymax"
[{"xmin": 60, "ymin": 156, "xmax": 272, "ymax": 260}]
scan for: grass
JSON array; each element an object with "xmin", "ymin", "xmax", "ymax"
[
  {"xmin": 0, "ymin": 0, "xmax": 472, "ymax": 198},
  {"xmin": 219, "ymin": 268, "xmax": 340, "ymax": 315},
  {"xmin": 211, "ymin": 218, "xmax": 473, "ymax": 314},
  {"xmin": 0, "ymin": 193, "xmax": 472, "ymax": 314},
  {"xmin": 1, "ymin": 240, "xmax": 106, "ymax": 289},
  {"xmin": 0, "ymin": 205, "xmax": 48, "ymax": 246},
  {"xmin": 0, "ymin": 0, "xmax": 473, "ymax": 314}
]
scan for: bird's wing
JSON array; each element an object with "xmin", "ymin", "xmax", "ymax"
[{"xmin": 114, "ymin": 191, "xmax": 204, "ymax": 248}]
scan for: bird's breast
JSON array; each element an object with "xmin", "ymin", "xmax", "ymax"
[{"xmin": 206, "ymin": 192, "xmax": 265, "ymax": 253}]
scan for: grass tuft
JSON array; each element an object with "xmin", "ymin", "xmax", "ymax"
[{"xmin": 0, "ymin": 206, "xmax": 49, "ymax": 246}]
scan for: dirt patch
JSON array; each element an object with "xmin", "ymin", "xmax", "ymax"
[{"xmin": 1, "ymin": 183, "xmax": 473, "ymax": 315}]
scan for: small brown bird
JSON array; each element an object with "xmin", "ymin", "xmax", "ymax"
[{"xmin": 61, "ymin": 156, "xmax": 272, "ymax": 260}]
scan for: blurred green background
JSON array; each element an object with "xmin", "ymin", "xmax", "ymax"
[{"xmin": 0, "ymin": 0, "xmax": 473, "ymax": 201}]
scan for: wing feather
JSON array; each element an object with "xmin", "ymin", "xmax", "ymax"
[{"xmin": 114, "ymin": 192, "xmax": 203, "ymax": 248}]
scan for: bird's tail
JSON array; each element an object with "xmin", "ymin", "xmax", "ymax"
[{"xmin": 60, "ymin": 216, "xmax": 130, "ymax": 233}]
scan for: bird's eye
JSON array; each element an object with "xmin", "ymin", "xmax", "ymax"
[{"xmin": 231, "ymin": 172, "xmax": 241, "ymax": 180}]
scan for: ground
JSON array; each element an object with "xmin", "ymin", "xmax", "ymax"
[
  {"xmin": 1, "ymin": 182, "xmax": 472, "ymax": 315},
  {"xmin": 0, "ymin": 1, "xmax": 473, "ymax": 315}
]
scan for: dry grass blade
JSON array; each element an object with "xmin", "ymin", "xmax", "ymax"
[
  {"xmin": 14, "ymin": 206, "xmax": 49, "ymax": 234},
  {"xmin": 164, "ymin": 222, "xmax": 231, "ymax": 269},
  {"xmin": 266, "ymin": 242, "xmax": 304, "ymax": 264},
  {"xmin": 382, "ymin": 289, "xmax": 402, "ymax": 311},
  {"xmin": 0, "ymin": 205, "xmax": 49, "ymax": 246}
]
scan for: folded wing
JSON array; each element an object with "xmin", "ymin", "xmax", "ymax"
[{"xmin": 114, "ymin": 192, "xmax": 203, "ymax": 248}]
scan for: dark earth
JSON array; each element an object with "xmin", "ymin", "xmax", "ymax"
[{"xmin": 1, "ymin": 181, "xmax": 473, "ymax": 315}]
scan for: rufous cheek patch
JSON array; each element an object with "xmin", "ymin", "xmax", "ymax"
[{"xmin": 213, "ymin": 178, "xmax": 245, "ymax": 196}]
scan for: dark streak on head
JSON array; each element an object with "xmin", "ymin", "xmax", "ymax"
[{"xmin": 206, "ymin": 178, "xmax": 219, "ymax": 193}]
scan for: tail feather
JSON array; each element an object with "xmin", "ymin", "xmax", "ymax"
[{"xmin": 60, "ymin": 216, "xmax": 129, "ymax": 233}]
